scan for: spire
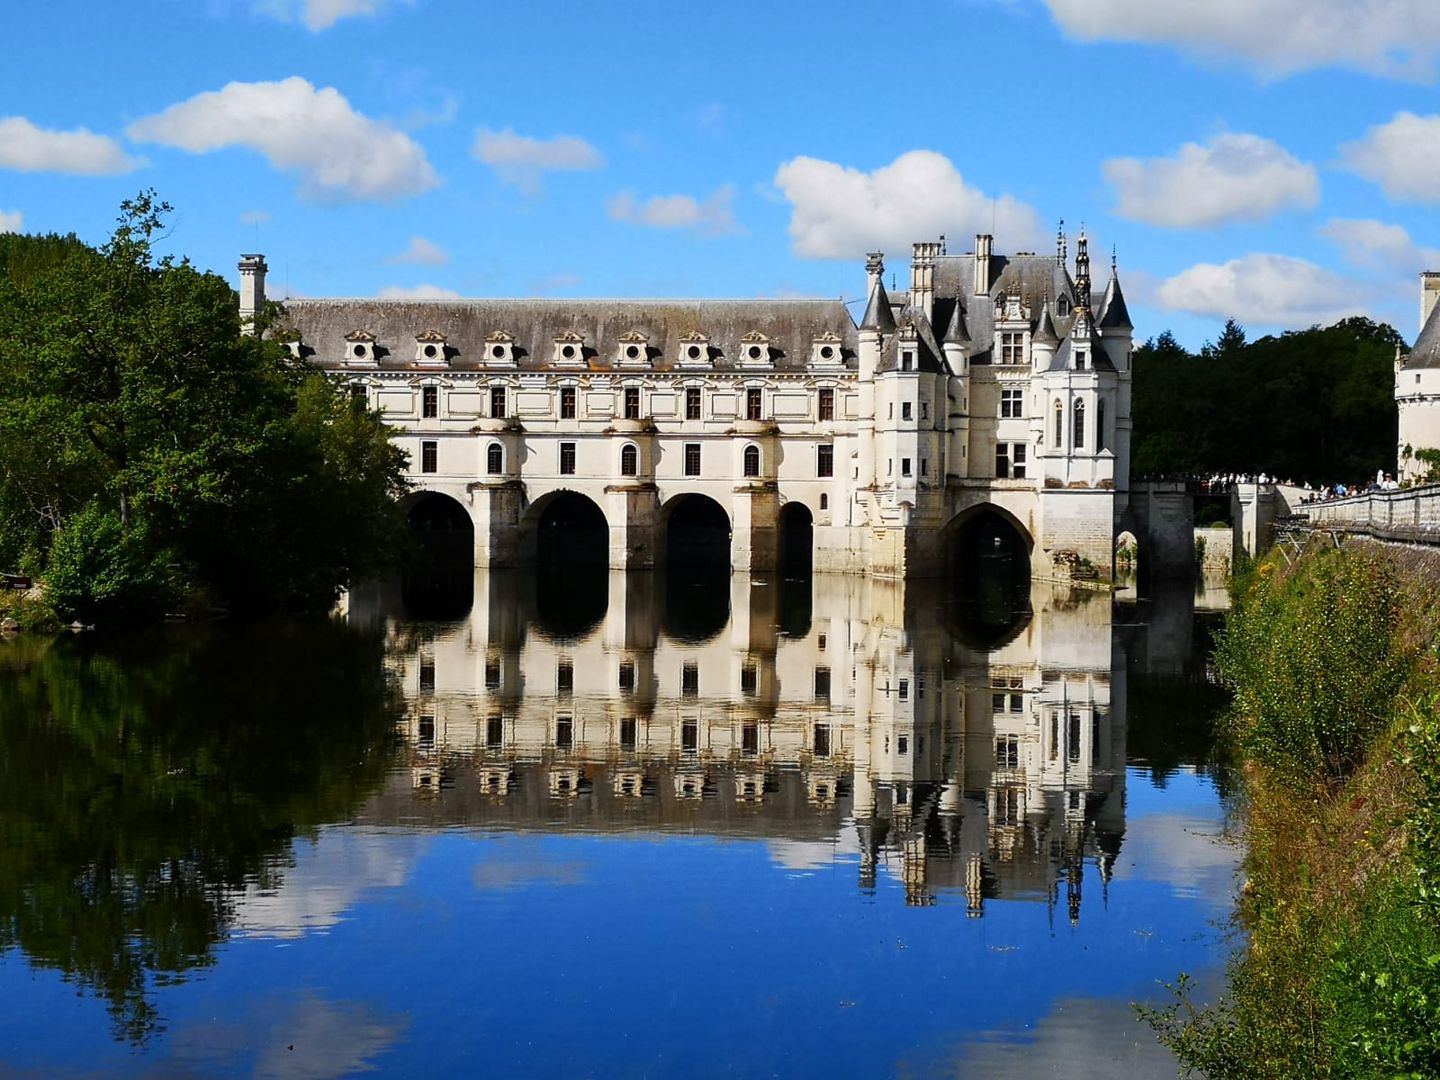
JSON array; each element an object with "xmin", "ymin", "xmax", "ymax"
[
  {"xmin": 860, "ymin": 276, "xmax": 896, "ymax": 333},
  {"xmin": 1074, "ymin": 226, "xmax": 1091, "ymax": 312},
  {"xmin": 1033, "ymin": 298, "xmax": 1059, "ymax": 346},
  {"xmin": 1097, "ymin": 267, "xmax": 1133, "ymax": 331},
  {"xmin": 1056, "ymin": 218, "xmax": 1067, "ymax": 266},
  {"xmin": 942, "ymin": 298, "xmax": 971, "ymax": 346}
]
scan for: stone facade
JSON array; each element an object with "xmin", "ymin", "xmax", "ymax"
[
  {"xmin": 246, "ymin": 230, "xmax": 1135, "ymax": 577},
  {"xmin": 1396, "ymin": 271, "xmax": 1440, "ymax": 483}
]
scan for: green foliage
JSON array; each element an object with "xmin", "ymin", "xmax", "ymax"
[
  {"xmin": 43, "ymin": 504, "xmax": 177, "ymax": 623},
  {"xmin": 1216, "ymin": 548, "xmax": 1410, "ymax": 792},
  {"xmin": 0, "ymin": 193, "xmax": 409, "ymax": 620},
  {"xmin": 1133, "ymin": 316, "xmax": 1402, "ymax": 481}
]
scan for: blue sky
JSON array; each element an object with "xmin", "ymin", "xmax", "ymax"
[{"xmin": 2, "ymin": 0, "xmax": 1438, "ymax": 348}]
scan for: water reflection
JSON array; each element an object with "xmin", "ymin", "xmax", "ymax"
[{"xmin": 352, "ymin": 569, "xmax": 1134, "ymax": 920}]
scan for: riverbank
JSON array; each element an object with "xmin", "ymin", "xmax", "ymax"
[{"xmin": 1145, "ymin": 539, "xmax": 1440, "ymax": 1078}]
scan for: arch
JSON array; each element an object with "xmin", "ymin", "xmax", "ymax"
[
  {"xmin": 620, "ymin": 443, "xmax": 639, "ymax": 477},
  {"xmin": 1053, "ymin": 399, "xmax": 1063, "ymax": 447},
  {"xmin": 486, "ymin": 442, "xmax": 503, "ymax": 475},
  {"xmin": 661, "ymin": 493, "xmax": 731, "ymax": 570},
  {"xmin": 742, "ymin": 444, "xmax": 761, "ymax": 478},
  {"xmin": 527, "ymin": 490, "xmax": 610, "ymax": 568},
  {"xmin": 778, "ymin": 501, "xmax": 814, "ymax": 577},
  {"xmin": 1115, "ymin": 529, "xmax": 1139, "ymax": 588},
  {"xmin": 940, "ymin": 503, "xmax": 1033, "ymax": 649},
  {"xmin": 400, "ymin": 491, "xmax": 475, "ymax": 620},
  {"xmin": 1073, "ymin": 398, "xmax": 1086, "ymax": 450}
]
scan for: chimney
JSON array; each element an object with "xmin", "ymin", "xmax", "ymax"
[
  {"xmin": 866, "ymin": 252, "xmax": 885, "ymax": 300},
  {"xmin": 910, "ymin": 241, "xmax": 939, "ymax": 322},
  {"xmin": 239, "ymin": 254, "xmax": 268, "ymax": 334},
  {"xmin": 973, "ymin": 234, "xmax": 992, "ymax": 296},
  {"xmin": 1422, "ymin": 271, "xmax": 1440, "ymax": 332}
]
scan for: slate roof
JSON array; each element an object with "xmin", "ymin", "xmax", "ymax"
[
  {"xmin": 930, "ymin": 253, "xmax": 1081, "ymax": 365},
  {"xmin": 1404, "ymin": 302, "xmax": 1440, "ymax": 370},
  {"xmin": 276, "ymin": 297, "xmax": 859, "ymax": 373},
  {"xmin": 1096, "ymin": 272, "xmax": 1133, "ymax": 331}
]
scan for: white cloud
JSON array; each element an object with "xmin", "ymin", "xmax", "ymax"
[
  {"xmin": 126, "ymin": 77, "xmax": 438, "ymax": 203},
  {"xmin": 1156, "ymin": 253, "xmax": 1370, "ymax": 326},
  {"xmin": 1103, "ymin": 133, "xmax": 1318, "ymax": 228},
  {"xmin": 257, "ymin": 0, "xmax": 415, "ymax": 31},
  {"xmin": 0, "ymin": 210, "xmax": 21, "ymax": 234},
  {"xmin": 386, "ymin": 235, "xmax": 449, "ymax": 265},
  {"xmin": 606, "ymin": 184, "xmax": 739, "ymax": 235},
  {"xmin": 377, "ymin": 283, "xmax": 461, "ymax": 299},
  {"xmin": 773, "ymin": 150, "xmax": 1042, "ymax": 260},
  {"xmin": 239, "ymin": 208, "xmax": 271, "ymax": 225},
  {"xmin": 1041, "ymin": 0, "xmax": 1440, "ymax": 80},
  {"xmin": 0, "ymin": 116, "xmax": 141, "ymax": 175},
  {"xmin": 471, "ymin": 128, "xmax": 603, "ymax": 195},
  {"xmin": 1340, "ymin": 111, "xmax": 1440, "ymax": 203},
  {"xmin": 1320, "ymin": 218, "xmax": 1440, "ymax": 274}
]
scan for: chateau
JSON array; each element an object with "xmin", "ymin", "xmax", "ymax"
[
  {"xmin": 244, "ymin": 230, "xmax": 1135, "ymax": 577},
  {"xmin": 1397, "ymin": 271, "xmax": 1440, "ymax": 483}
]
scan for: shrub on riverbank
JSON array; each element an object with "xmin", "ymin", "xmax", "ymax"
[{"xmin": 1144, "ymin": 542, "xmax": 1440, "ymax": 1078}]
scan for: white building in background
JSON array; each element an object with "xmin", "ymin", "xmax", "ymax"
[
  {"xmin": 1397, "ymin": 272, "xmax": 1440, "ymax": 483},
  {"xmin": 242, "ymin": 229, "xmax": 1135, "ymax": 577}
]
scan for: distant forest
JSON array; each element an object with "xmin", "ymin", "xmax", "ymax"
[{"xmin": 1132, "ymin": 317, "xmax": 1404, "ymax": 485}]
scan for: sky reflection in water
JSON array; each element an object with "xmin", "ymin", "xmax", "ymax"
[{"xmin": 0, "ymin": 570, "xmax": 1236, "ymax": 1077}]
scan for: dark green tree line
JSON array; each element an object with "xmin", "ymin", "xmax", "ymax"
[
  {"xmin": 0, "ymin": 193, "xmax": 410, "ymax": 620},
  {"xmin": 1132, "ymin": 316, "xmax": 1403, "ymax": 484}
]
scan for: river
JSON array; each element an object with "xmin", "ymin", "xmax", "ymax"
[{"xmin": 0, "ymin": 569, "xmax": 1235, "ymax": 1077}]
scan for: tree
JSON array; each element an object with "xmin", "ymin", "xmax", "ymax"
[{"xmin": 0, "ymin": 193, "xmax": 409, "ymax": 618}]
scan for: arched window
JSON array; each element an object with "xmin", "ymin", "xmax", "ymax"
[
  {"xmin": 1073, "ymin": 399, "xmax": 1086, "ymax": 450},
  {"xmin": 743, "ymin": 444, "xmax": 761, "ymax": 478},
  {"xmin": 486, "ymin": 443, "xmax": 503, "ymax": 475},
  {"xmin": 1053, "ymin": 400, "xmax": 1063, "ymax": 447},
  {"xmin": 1097, "ymin": 399, "xmax": 1107, "ymax": 451},
  {"xmin": 620, "ymin": 444, "xmax": 638, "ymax": 477},
  {"xmin": 819, "ymin": 493, "xmax": 829, "ymax": 510}
]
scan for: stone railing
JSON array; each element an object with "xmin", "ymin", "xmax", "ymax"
[{"xmin": 1298, "ymin": 484, "xmax": 1440, "ymax": 544}]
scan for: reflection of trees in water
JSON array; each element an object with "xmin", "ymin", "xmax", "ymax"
[{"xmin": 0, "ymin": 625, "xmax": 402, "ymax": 1043}]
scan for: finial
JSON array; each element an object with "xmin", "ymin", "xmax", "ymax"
[
  {"xmin": 1111, "ymin": 245, "xmax": 1117, "ymax": 272},
  {"xmin": 1057, "ymin": 219, "xmax": 1066, "ymax": 264},
  {"xmin": 939, "ymin": 233, "xmax": 946, "ymax": 255}
]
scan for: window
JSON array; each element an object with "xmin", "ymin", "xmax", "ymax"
[
  {"xmin": 560, "ymin": 442, "xmax": 576, "ymax": 475},
  {"xmin": 624, "ymin": 386, "xmax": 641, "ymax": 419},
  {"xmin": 743, "ymin": 445, "xmax": 760, "ymax": 477},
  {"xmin": 817, "ymin": 388, "xmax": 835, "ymax": 421},
  {"xmin": 1073, "ymin": 399, "xmax": 1086, "ymax": 449},
  {"xmin": 746, "ymin": 388, "xmax": 763, "ymax": 421},
  {"xmin": 686, "ymin": 387, "xmax": 702, "ymax": 420},
  {"xmin": 681, "ymin": 661, "xmax": 698, "ymax": 697},
  {"xmin": 817, "ymin": 444, "xmax": 834, "ymax": 478},
  {"xmin": 1054, "ymin": 401, "xmax": 1063, "ymax": 446},
  {"xmin": 486, "ymin": 715, "xmax": 503, "ymax": 748},
  {"xmin": 817, "ymin": 634, "xmax": 826, "ymax": 651},
  {"xmin": 418, "ymin": 715, "xmax": 435, "ymax": 749},
  {"xmin": 1000, "ymin": 332, "xmax": 1024, "ymax": 364},
  {"xmin": 1075, "ymin": 350, "xmax": 1087, "ymax": 371},
  {"xmin": 901, "ymin": 457, "xmax": 912, "ymax": 477},
  {"xmin": 422, "ymin": 386, "xmax": 439, "ymax": 418},
  {"xmin": 490, "ymin": 386, "xmax": 506, "ymax": 418},
  {"xmin": 1069, "ymin": 713, "xmax": 1082, "ymax": 762},
  {"xmin": 920, "ymin": 459, "xmax": 928, "ymax": 477},
  {"xmin": 487, "ymin": 443, "xmax": 503, "ymax": 475},
  {"xmin": 814, "ymin": 724, "xmax": 831, "ymax": 757},
  {"xmin": 681, "ymin": 718, "xmax": 698, "ymax": 753},
  {"xmin": 742, "ymin": 721, "xmax": 759, "ymax": 755},
  {"xmin": 900, "ymin": 350, "xmax": 914, "ymax": 372},
  {"xmin": 897, "ymin": 735, "xmax": 908, "ymax": 756},
  {"xmin": 419, "ymin": 660, "xmax": 435, "ymax": 694},
  {"xmin": 556, "ymin": 662, "xmax": 573, "ymax": 696},
  {"xmin": 620, "ymin": 444, "xmax": 638, "ymax": 477},
  {"xmin": 898, "ymin": 678, "xmax": 910, "ymax": 701},
  {"xmin": 618, "ymin": 660, "xmax": 635, "ymax": 692},
  {"xmin": 996, "ymin": 734, "xmax": 1020, "ymax": 770},
  {"xmin": 922, "ymin": 402, "xmax": 928, "ymax": 419},
  {"xmin": 421, "ymin": 440, "xmax": 437, "ymax": 474},
  {"xmin": 1097, "ymin": 399, "xmax": 1107, "ymax": 451},
  {"xmin": 556, "ymin": 716, "xmax": 573, "ymax": 750},
  {"xmin": 684, "ymin": 443, "xmax": 701, "ymax": 477},
  {"xmin": 1012, "ymin": 443, "xmax": 1027, "ymax": 479},
  {"xmin": 996, "ymin": 443, "xmax": 1010, "ymax": 479},
  {"xmin": 901, "ymin": 401, "xmax": 913, "ymax": 421},
  {"xmin": 349, "ymin": 383, "xmax": 368, "ymax": 405},
  {"xmin": 814, "ymin": 667, "xmax": 831, "ymax": 702},
  {"xmin": 1001, "ymin": 387, "xmax": 1024, "ymax": 418},
  {"xmin": 740, "ymin": 663, "xmax": 756, "ymax": 696},
  {"xmin": 484, "ymin": 659, "xmax": 500, "ymax": 690},
  {"xmin": 819, "ymin": 493, "xmax": 828, "ymax": 510},
  {"xmin": 560, "ymin": 387, "xmax": 576, "ymax": 419},
  {"xmin": 620, "ymin": 717, "xmax": 637, "ymax": 751}
]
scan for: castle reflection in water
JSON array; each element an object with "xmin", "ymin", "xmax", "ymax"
[{"xmin": 346, "ymin": 566, "xmax": 1185, "ymax": 922}]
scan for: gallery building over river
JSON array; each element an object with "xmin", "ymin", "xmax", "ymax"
[{"xmin": 243, "ymin": 230, "xmax": 1136, "ymax": 577}]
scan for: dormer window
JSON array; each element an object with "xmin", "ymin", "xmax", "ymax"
[
  {"xmin": 1000, "ymin": 332, "xmax": 1025, "ymax": 365},
  {"xmin": 344, "ymin": 329, "xmax": 376, "ymax": 366},
  {"xmin": 485, "ymin": 330, "xmax": 516, "ymax": 366},
  {"xmin": 740, "ymin": 330, "xmax": 772, "ymax": 367},
  {"xmin": 617, "ymin": 330, "xmax": 649, "ymax": 366},
  {"xmin": 1075, "ymin": 350, "xmax": 1087, "ymax": 371},
  {"xmin": 415, "ymin": 329, "xmax": 447, "ymax": 366},
  {"xmin": 553, "ymin": 330, "xmax": 585, "ymax": 366},
  {"xmin": 279, "ymin": 333, "xmax": 303, "ymax": 359},
  {"xmin": 679, "ymin": 330, "xmax": 710, "ymax": 367},
  {"xmin": 812, "ymin": 331, "xmax": 844, "ymax": 368},
  {"xmin": 1057, "ymin": 296, "xmax": 1071, "ymax": 316}
]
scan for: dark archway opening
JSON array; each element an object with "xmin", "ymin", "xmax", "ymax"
[
  {"xmin": 662, "ymin": 495, "xmax": 731, "ymax": 643},
  {"xmin": 943, "ymin": 508, "xmax": 1033, "ymax": 650},
  {"xmin": 401, "ymin": 493, "xmax": 474, "ymax": 620},
  {"xmin": 534, "ymin": 492, "xmax": 608, "ymax": 641},
  {"xmin": 778, "ymin": 502, "xmax": 814, "ymax": 577}
]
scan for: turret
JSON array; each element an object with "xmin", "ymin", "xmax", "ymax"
[{"xmin": 238, "ymin": 254, "xmax": 267, "ymax": 334}]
